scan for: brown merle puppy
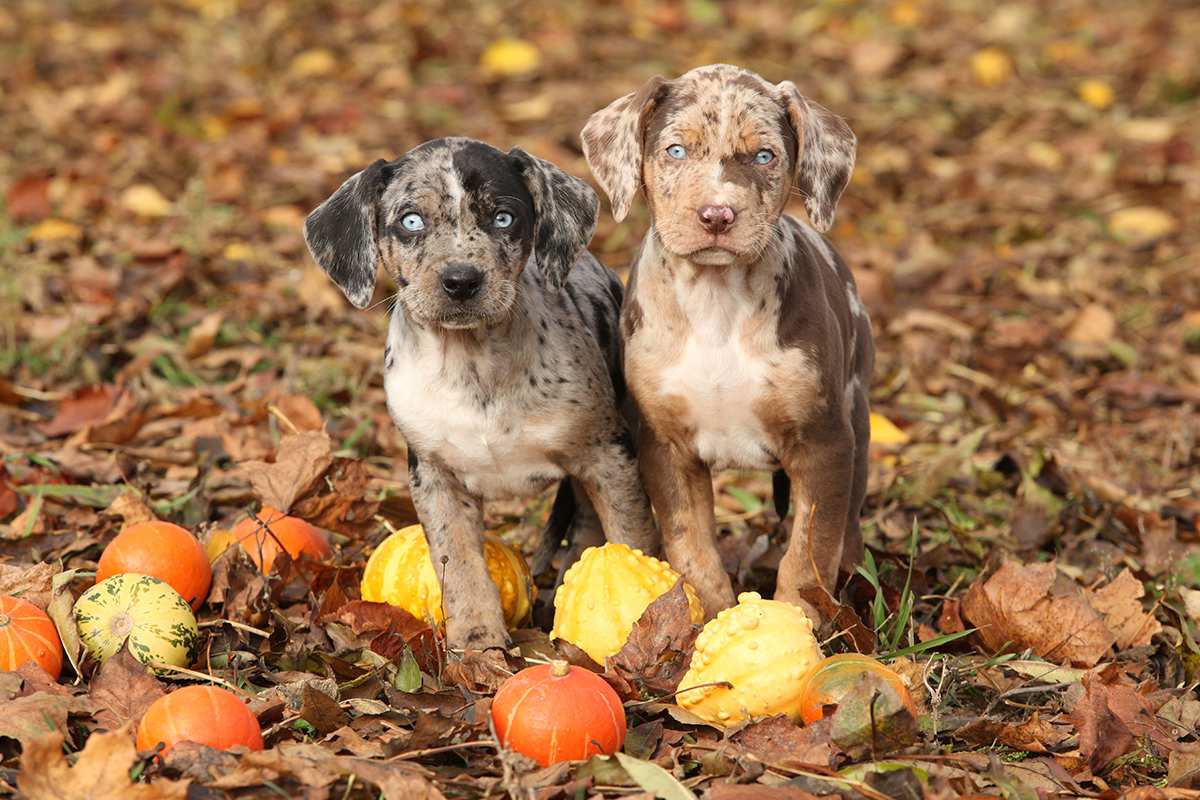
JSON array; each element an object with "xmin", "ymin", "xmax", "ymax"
[
  {"xmin": 582, "ymin": 65, "xmax": 873, "ymax": 625},
  {"xmin": 304, "ymin": 138, "xmax": 657, "ymax": 651}
]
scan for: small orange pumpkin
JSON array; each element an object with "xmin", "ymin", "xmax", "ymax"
[
  {"xmin": 230, "ymin": 507, "xmax": 331, "ymax": 573},
  {"xmin": 0, "ymin": 595, "xmax": 63, "ymax": 679},
  {"xmin": 136, "ymin": 685, "xmax": 263, "ymax": 757},
  {"xmin": 796, "ymin": 653, "xmax": 916, "ymax": 724},
  {"xmin": 492, "ymin": 660, "xmax": 625, "ymax": 766},
  {"xmin": 97, "ymin": 521, "xmax": 212, "ymax": 610}
]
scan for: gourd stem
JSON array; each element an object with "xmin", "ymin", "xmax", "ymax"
[{"xmin": 549, "ymin": 659, "xmax": 570, "ymax": 677}]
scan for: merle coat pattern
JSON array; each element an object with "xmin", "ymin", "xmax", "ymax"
[
  {"xmin": 582, "ymin": 65, "xmax": 873, "ymax": 626},
  {"xmin": 305, "ymin": 138, "xmax": 657, "ymax": 651}
]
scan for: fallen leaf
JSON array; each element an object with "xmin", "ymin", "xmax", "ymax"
[
  {"xmin": 19, "ymin": 727, "xmax": 189, "ymax": 799},
  {"xmin": 290, "ymin": 48, "xmax": 337, "ymax": 78},
  {"xmin": 0, "ymin": 561, "xmax": 57, "ymax": 608},
  {"xmin": 120, "ymin": 184, "xmax": 173, "ymax": 218},
  {"xmin": 869, "ymin": 412, "xmax": 910, "ymax": 446},
  {"xmin": 961, "ymin": 560, "xmax": 1114, "ymax": 667},
  {"xmin": 1107, "ymin": 206, "xmax": 1178, "ymax": 247},
  {"xmin": 1086, "ymin": 568, "xmax": 1162, "ymax": 649},
  {"xmin": 1067, "ymin": 304, "xmax": 1117, "ymax": 345},
  {"xmin": 608, "ymin": 580, "xmax": 701, "ymax": 699},
  {"xmin": 38, "ymin": 385, "xmax": 120, "ymax": 437},
  {"xmin": 106, "ymin": 490, "xmax": 157, "ymax": 528},
  {"xmin": 955, "ymin": 712, "xmax": 1070, "ymax": 753},
  {"xmin": 971, "ymin": 47, "xmax": 1013, "ymax": 86},
  {"xmin": 480, "ymin": 38, "xmax": 541, "ymax": 77},
  {"xmin": 239, "ymin": 430, "xmax": 334, "ymax": 513},
  {"xmin": 89, "ymin": 649, "xmax": 167, "ymax": 732},
  {"xmin": 6, "ymin": 175, "xmax": 51, "ymax": 221},
  {"xmin": 1069, "ymin": 665, "xmax": 1176, "ymax": 771},
  {"xmin": 613, "ymin": 752, "xmax": 697, "ymax": 800},
  {"xmin": 27, "ymin": 218, "xmax": 83, "ymax": 242},
  {"xmin": 330, "ymin": 600, "xmax": 439, "ymax": 673},
  {"xmin": 299, "ymin": 683, "xmax": 349, "ymax": 735},
  {"xmin": 732, "ymin": 714, "xmax": 836, "ymax": 768},
  {"xmin": 441, "ymin": 649, "xmax": 511, "ymax": 694},
  {"xmin": 1168, "ymin": 744, "xmax": 1200, "ymax": 789},
  {"xmin": 0, "ymin": 691, "xmax": 91, "ymax": 749},
  {"xmin": 184, "ymin": 312, "xmax": 224, "ymax": 359},
  {"xmin": 1079, "ymin": 79, "xmax": 1115, "ymax": 109}
]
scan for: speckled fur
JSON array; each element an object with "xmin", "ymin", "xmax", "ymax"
[
  {"xmin": 583, "ymin": 65, "xmax": 873, "ymax": 625},
  {"xmin": 305, "ymin": 138, "xmax": 657, "ymax": 651}
]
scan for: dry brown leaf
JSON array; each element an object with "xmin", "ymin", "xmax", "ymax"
[
  {"xmin": 0, "ymin": 561, "xmax": 57, "ymax": 608},
  {"xmin": 961, "ymin": 560, "xmax": 1115, "ymax": 667},
  {"xmin": 184, "ymin": 312, "xmax": 225, "ymax": 359},
  {"xmin": 1068, "ymin": 665, "xmax": 1177, "ymax": 771},
  {"xmin": 1087, "ymin": 568, "xmax": 1162, "ymax": 649},
  {"xmin": 0, "ymin": 691, "xmax": 92, "ymax": 748},
  {"xmin": 105, "ymin": 490, "xmax": 157, "ymax": 528},
  {"xmin": 239, "ymin": 430, "xmax": 334, "ymax": 513},
  {"xmin": 38, "ymin": 385, "xmax": 120, "ymax": 437},
  {"xmin": 19, "ymin": 727, "xmax": 188, "ymax": 799},
  {"xmin": 89, "ymin": 649, "xmax": 167, "ymax": 732},
  {"xmin": 299, "ymin": 683, "xmax": 349, "ymax": 735},
  {"xmin": 607, "ymin": 580, "xmax": 701, "ymax": 699},
  {"xmin": 732, "ymin": 714, "xmax": 836, "ymax": 768},
  {"xmin": 955, "ymin": 712, "xmax": 1070, "ymax": 753}
]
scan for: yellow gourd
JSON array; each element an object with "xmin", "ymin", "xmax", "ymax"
[
  {"xmin": 74, "ymin": 573, "xmax": 198, "ymax": 676},
  {"xmin": 677, "ymin": 592, "xmax": 823, "ymax": 727},
  {"xmin": 360, "ymin": 524, "xmax": 535, "ymax": 628},
  {"xmin": 551, "ymin": 543, "xmax": 704, "ymax": 664}
]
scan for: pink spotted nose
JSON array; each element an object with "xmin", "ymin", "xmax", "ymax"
[{"xmin": 697, "ymin": 204, "xmax": 736, "ymax": 235}]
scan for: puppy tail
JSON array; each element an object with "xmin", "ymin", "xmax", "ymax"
[
  {"xmin": 531, "ymin": 480, "xmax": 577, "ymax": 576},
  {"xmin": 772, "ymin": 469, "xmax": 790, "ymax": 519}
]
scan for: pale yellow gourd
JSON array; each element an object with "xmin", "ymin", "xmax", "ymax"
[
  {"xmin": 677, "ymin": 592, "xmax": 823, "ymax": 727},
  {"xmin": 551, "ymin": 543, "xmax": 704, "ymax": 664},
  {"xmin": 74, "ymin": 573, "xmax": 199, "ymax": 676},
  {"xmin": 360, "ymin": 524, "xmax": 534, "ymax": 628}
]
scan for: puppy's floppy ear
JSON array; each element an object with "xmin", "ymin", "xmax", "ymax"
[
  {"xmin": 303, "ymin": 159, "xmax": 392, "ymax": 309},
  {"xmin": 777, "ymin": 82, "xmax": 856, "ymax": 233},
  {"xmin": 581, "ymin": 75, "xmax": 669, "ymax": 223},
  {"xmin": 508, "ymin": 147, "xmax": 598, "ymax": 289}
]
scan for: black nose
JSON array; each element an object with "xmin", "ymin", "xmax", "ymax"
[{"xmin": 440, "ymin": 264, "xmax": 484, "ymax": 300}]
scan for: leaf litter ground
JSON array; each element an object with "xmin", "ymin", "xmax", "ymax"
[{"xmin": 1, "ymin": 0, "xmax": 1198, "ymax": 797}]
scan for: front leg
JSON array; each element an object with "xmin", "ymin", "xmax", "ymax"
[
  {"xmin": 407, "ymin": 452, "xmax": 507, "ymax": 652},
  {"xmin": 569, "ymin": 429, "xmax": 659, "ymax": 556},
  {"xmin": 636, "ymin": 429, "xmax": 735, "ymax": 618},
  {"xmin": 774, "ymin": 427, "xmax": 855, "ymax": 624}
]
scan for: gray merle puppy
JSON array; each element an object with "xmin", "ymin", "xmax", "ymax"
[{"xmin": 304, "ymin": 138, "xmax": 658, "ymax": 652}]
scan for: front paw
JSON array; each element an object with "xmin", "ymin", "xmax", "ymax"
[{"xmin": 445, "ymin": 619, "xmax": 509, "ymax": 654}]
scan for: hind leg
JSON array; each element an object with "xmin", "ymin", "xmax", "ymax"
[
  {"xmin": 556, "ymin": 479, "xmax": 605, "ymax": 586},
  {"xmin": 841, "ymin": 386, "xmax": 870, "ymax": 576}
]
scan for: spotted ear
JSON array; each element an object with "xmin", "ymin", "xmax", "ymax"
[
  {"xmin": 581, "ymin": 76, "xmax": 670, "ymax": 223},
  {"xmin": 509, "ymin": 148, "xmax": 599, "ymax": 289},
  {"xmin": 777, "ymin": 82, "xmax": 856, "ymax": 233},
  {"xmin": 303, "ymin": 159, "xmax": 392, "ymax": 309}
]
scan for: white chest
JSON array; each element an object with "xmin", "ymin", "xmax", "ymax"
[
  {"xmin": 383, "ymin": 321, "xmax": 565, "ymax": 499},
  {"xmin": 645, "ymin": 277, "xmax": 778, "ymax": 470}
]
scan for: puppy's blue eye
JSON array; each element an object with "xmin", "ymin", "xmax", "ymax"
[
  {"xmin": 666, "ymin": 144, "xmax": 687, "ymax": 160},
  {"xmin": 753, "ymin": 149, "xmax": 775, "ymax": 165},
  {"xmin": 494, "ymin": 211, "xmax": 514, "ymax": 229},
  {"xmin": 400, "ymin": 212, "xmax": 425, "ymax": 232}
]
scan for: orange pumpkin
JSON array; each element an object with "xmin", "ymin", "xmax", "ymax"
[
  {"xmin": 0, "ymin": 595, "xmax": 63, "ymax": 679},
  {"xmin": 97, "ymin": 521, "xmax": 212, "ymax": 610},
  {"xmin": 796, "ymin": 653, "xmax": 916, "ymax": 724},
  {"xmin": 230, "ymin": 507, "xmax": 331, "ymax": 573},
  {"xmin": 136, "ymin": 685, "xmax": 263, "ymax": 757},
  {"xmin": 492, "ymin": 660, "xmax": 625, "ymax": 766}
]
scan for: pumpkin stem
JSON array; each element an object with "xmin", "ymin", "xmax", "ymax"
[
  {"xmin": 0, "ymin": 613, "xmax": 10, "ymax": 628},
  {"xmin": 549, "ymin": 659, "xmax": 570, "ymax": 677},
  {"xmin": 109, "ymin": 612, "xmax": 134, "ymax": 639}
]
